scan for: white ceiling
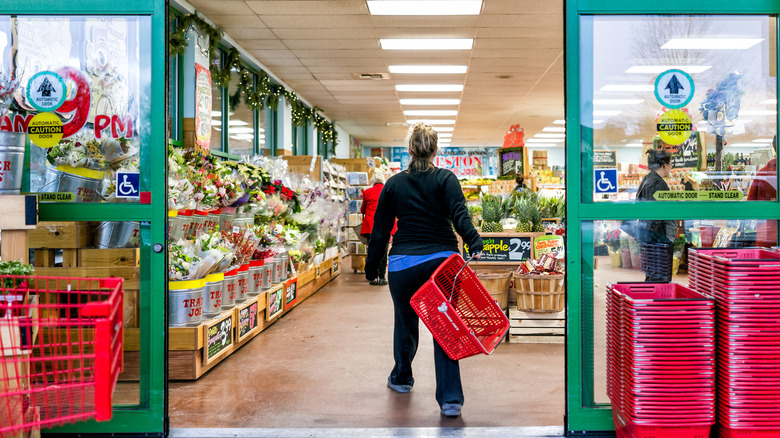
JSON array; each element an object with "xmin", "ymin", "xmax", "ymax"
[{"xmin": 187, "ymin": 0, "xmax": 564, "ymax": 147}]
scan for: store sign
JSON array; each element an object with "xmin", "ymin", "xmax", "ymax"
[
  {"xmin": 204, "ymin": 313, "xmax": 233, "ymax": 365},
  {"xmin": 654, "ymin": 69, "xmax": 694, "ymax": 109},
  {"xmin": 284, "ymin": 278, "xmax": 298, "ymax": 310},
  {"xmin": 534, "ymin": 235, "xmax": 565, "ymax": 259},
  {"xmin": 593, "ymin": 150, "xmax": 616, "ymax": 167},
  {"xmin": 656, "ymin": 109, "xmax": 692, "ymax": 145},
  {"xmin": 194, "ymin": 63, "xmax": 212, "ymax": 152},
  {"xmin": 237, "ymin": 300, "xmax": 259, "ymax": 342},
  {"xmin": 653, "ymin": 190, "xmax": 744, "ymax": 201},
  {"xmin": 655, "ymin": 131, "xmax": 702, "ymax": 170},
  {"xmin": 463, "ymin": 235, "xmax": 533, "ymax": 262},
  {"xmin": 500, "ymin": 149, "xmax": 524, "ymax": 177},
  {"xmin": 391, "ymin": 147, "xmax": 498, "ymax": 179},
  {"xmin": 594, "ymin": 168, "xmax": 618, "ymax": 194}
]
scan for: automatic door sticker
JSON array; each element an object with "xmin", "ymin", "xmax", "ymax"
[
  {"xmin": 654, "ymin": 69, "xmax": 694, "ymax": 109},
  {"xmin": 656, "ymin": 109, "xmax": 692, "ymax": 146},
  {"xmin": 26, "ymin": 70, "xmax": 67, "ymax": 112},
  {"xmin": 27, "ymin": 112, "xmax": 63, "ymax": 147}
]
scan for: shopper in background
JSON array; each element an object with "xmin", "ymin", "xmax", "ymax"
[
  {"xmin": 361, "ymin": 173, "xmax": 391, "ymax": 285},
  {"xmin": 636, "ymin": 149, "xmax": 677, "ymax": 282},
  {"xmin": 513, "ymin": 174, "xmax": 526, "ymax": 193},
  {"xmin": 747, "ymin": 135, "xmax": 777, "ymax": 247},
  {"xmin": 365, "ymin": 122, "xmax": 483, "ymax": 418}
]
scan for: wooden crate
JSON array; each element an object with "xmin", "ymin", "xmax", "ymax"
[
  {"xmin": 297, "ymin": 267, "xmax": 316, "ymax": 286},
  {"xmin": 507, "ymin": 307, "xmax": 565, "ymax": 344},
  {"xmin": 281, "ymin": 155, "xmax": 322, "ymax": 181},
  {"xmin": 27, "ymin": 222, "xmax": 94, "ymax": 249},
  {"xmin": 78, "ymin": 248, "xmax": 140, "ymax": 267}
]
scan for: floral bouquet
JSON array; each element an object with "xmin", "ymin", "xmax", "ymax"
[
  {"xmin": 604, "ymin": 229, "xmax": 622, "ymax": 252},
  {"xmin": 169, "ymin": 243, "xmax": 201, "ymax": 281}
]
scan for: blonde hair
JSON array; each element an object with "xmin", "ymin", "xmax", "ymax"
[{"xmin": 405, "ymin": 122, "xmax": 438, "ymax": 172}]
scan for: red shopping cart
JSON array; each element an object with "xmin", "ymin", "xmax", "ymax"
[
  {"xmin": 0, "ymin": 275, "xmax": 124, "ymax": 437},
  {"xmin": 410, "ymin": 254, "xmax": 510, "ymax": 360}
]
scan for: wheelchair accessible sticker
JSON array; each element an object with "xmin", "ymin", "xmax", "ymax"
[
  {"xmin": 116, "ymin": 172, "xmax": 140, "ymax": 198},
  {"xmin": 594, "ymin": 168, "xmax": 618, "ymax": 195}
]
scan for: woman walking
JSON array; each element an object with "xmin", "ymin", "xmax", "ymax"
[{"xmin": 365, "ymin": 122, "xmax": 483, "ymax": 418}]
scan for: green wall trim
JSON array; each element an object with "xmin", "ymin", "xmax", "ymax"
[
  {"xmin": 577, "ymin": 0, "xmax": 780, "ymax": 13},
  {"xmin": 0, "ymin": 0, "xmax": 155, "ymax": 14}
]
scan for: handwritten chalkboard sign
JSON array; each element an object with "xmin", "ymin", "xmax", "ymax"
[
  {"xmin": 593, "ymin": 150, "xmax": 616, "ymax": 167},
  {"xmin": 333, "ymin": 257, "xmax": 340, "ymax": 274},
  {"xmin": 204, "ymin": 314, "xmax": 233, "ymax": 364},
  {"xmin": 498, "ymin": 147, "xmax": 524, "ymax": 177},
  {"xmin": 237, "ymin": 300, "xmax": 259, "ymax": 342},
  {"xmin": 284, "ymin": 278, "xmax": 298, "ymax": 310},
  {"xmin": 266, "ymin": 285, "xmax": 284, "ymax": 321},
  {"xmin": 463, "ymin": 234, "xmax": 535, "ymax": 262}
]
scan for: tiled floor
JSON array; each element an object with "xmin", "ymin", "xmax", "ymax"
[{"xmin": 169, "ymin": 268, "xmax": 566, "ymax": 431}]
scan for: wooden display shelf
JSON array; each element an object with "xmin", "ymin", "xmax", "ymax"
[
  {"xmin": 168, "ymin": 256, "xmax": 342, "ymax": 381},
  {"xmin": 507, "ymin": 307, "xmax": 565, "ymax": 344}
]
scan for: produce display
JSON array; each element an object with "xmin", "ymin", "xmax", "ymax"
[{"xmin": 475, "ymin": 190, "xmax": 565, "ymax": 235}]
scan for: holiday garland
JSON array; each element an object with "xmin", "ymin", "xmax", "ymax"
[{"xmin": 170, "ymin": 12, "xmax": 338, "ymax": 151}]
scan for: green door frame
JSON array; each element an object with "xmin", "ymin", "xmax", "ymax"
[
  {"xmin": 1, "ymin": 1, "xmax": 167, "ymax": 435},
  {"xmin": 565, "ymin": 1, "xmax": 780, "ymax": 433}
]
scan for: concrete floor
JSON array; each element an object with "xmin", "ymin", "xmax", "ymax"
[{"xmin": 169, "ymin": 269, "xmax": 565, "ymax": 429}]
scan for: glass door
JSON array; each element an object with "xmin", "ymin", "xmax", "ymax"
[
  {"xmin": 0, "ymin": 0, "xmax": 166, "ymax": 434},
  {"xmin": 565, "ymin": 1, "xmax": 780, "ymax": 433}
]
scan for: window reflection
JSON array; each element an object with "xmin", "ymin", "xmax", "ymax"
[
  {"xmin": 227, "ymin": 70, "xmax": 256, "ymax": 157},
  {"xmin": 582, "ymin": 16, "xmax": 778, "ymax": 203}
]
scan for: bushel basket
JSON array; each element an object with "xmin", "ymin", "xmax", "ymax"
[
  {"xmin": 410, "ymin": 254, "xmax": 509, "ymax": 360},
  {"xmin": 514, "ymin": 272, "xmax": 565, "ymax": 313}
]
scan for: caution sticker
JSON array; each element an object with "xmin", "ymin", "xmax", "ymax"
[
  {"xmin": 26, "ymin": 71, "xmax": 67, "ymax": 112},
  {"xmin": 656, "ymin": 109, "xmax": 692, "ymax": 146},
  {"xmin": 27, "ymin": 112, "xmax": 64, "ymax": 148}
]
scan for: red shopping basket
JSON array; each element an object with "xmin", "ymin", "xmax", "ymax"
[
  {"xmin": 0, "ymin": 275, "xmax": 123, "ymax": 437},
  {"xmin": 410, "ymin": 254, "xmax": 510, "ymax": 360}
]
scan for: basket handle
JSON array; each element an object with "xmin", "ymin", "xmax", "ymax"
[{"xmin": 449, "ymin": 253, "xmax": 480, "ymax": 302}]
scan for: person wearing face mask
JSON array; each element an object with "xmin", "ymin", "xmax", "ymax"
[{"xmin": 636, "ymin": 149, "xmax": 677, "ymax": 282}]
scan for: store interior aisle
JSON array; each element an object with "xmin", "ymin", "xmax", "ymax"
[{"xmin": 169, "ymin": 269, "xmax": 565, "ymax": 429}]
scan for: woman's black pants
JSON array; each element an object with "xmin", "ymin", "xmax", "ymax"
[{"xmin": 387, "ymin": 258, "xmax": 464, "ymax": 407}]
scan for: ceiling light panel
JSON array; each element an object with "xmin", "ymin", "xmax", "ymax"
[
  {"xmin": 600, "ymin": 84, "xmax": 654, "ymax": 92},
  {"xmin": 533, "ymin": 133, "xmax": 566, "ymax": 138},
  {"xmin": 404, "ymin": 110, "xmax": 458, "ymax": 116},
  {"xmin": 553, "ymin": 120, "xmax": 566, "ymax": 124},
  {"xmin": 438, "ymin": 133, "xmax": 453, "ymax": 138},
  {"xmin": 400, "ymin": 99, "xmax": 461, "ymax": 105},
  {"xmin": 367, "ymin": 1, "xmax": 482, "ymax": 15},
  {"xmin": 543, "ymin": 127, "xmax": 566, "ymax": 132},
  {"xmin": 380, "ymin": 39, "xmax": 474, "ymax": 50},
  {"xmin": 434, "ymin": 127, "xmax": 455, "ymax": 132},
  {"xmin": 592, "ymin": 110, "xmax": 622, "ymax": 116},
  {"xmin": 661, "ymin": 38, "xmax": 763, "ymax": 50},
  {"xmin": 626, "ymin": 65, "xmax": 711, "ymax": 74},
  {"xmin": 395, "ymin": 84, "xmax": 464, "ymax": 92},
  {"xmin": 527, "ymin": 138, "xmax": 564, "ymax": 143},
  {"xmin": 389, "ymin": 65, "xmax": 468, "ymax": 74},
  {"xmin": 760, "ymin": 99, "xmax": 777, "ymax": 105},
  {"xmin": 406, "ymin": 119, "xmax": 456, "ymax": 125}
]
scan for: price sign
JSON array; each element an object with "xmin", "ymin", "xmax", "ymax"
[
  {"xmin": 284, "ymin": 278, "xmax": 298, "ymax": 310},
  {"xmin": 593, "ymin": 150, "xmax": 616, "ymax": 167},
  {"xmin": 464, "ymin": 235, "xmax": 533, "ymax": 262},
  {"xmin": 237, "ymin": 300, "xmax": 259, "ymax": 343},
  {"xmin": 266, "ymin": 285, "xmax": 284, "ymax": 321},
  {"xmin": 204, "ymin": 314, "xmax": 233, "ymax": 364}
]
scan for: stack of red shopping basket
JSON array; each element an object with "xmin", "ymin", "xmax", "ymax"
[
  {"xmin": 607, "ymin": 282, "xmax": 716, "ymax": 438},
  {"xmin": 689, "ymin": 248, "xmax": 780, "ymax": 437}
]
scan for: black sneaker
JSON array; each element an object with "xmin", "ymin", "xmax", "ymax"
[
  {"xmin": 441, "ymin": 402, "xmax": 462, "ymax": 417},
  {"xmin": 378, "ymin": 278, "xmax": 388, "ymax": 286},
  {"xmin": 369, "ymin": 279, "xmax": 380, "ymax": 285},
  {"xmin": 387, "ymin": 378, "xmax": 412, "ymax": 393}
]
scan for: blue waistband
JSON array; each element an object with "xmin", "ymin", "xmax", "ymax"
[{"xmin": 388, "ymin": 251, "xmax": 457, "ymax": 272}]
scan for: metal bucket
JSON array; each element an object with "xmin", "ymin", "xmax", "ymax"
[
  {"xmin": 178, "ymin": 210, "xmax": 194, "ymax": 239},
  {"xmin": 262, "ymin": 258, "xmax": 274, "ymax": 289},
  {"xmin": 0, "ymin": 132, "xmax": 25, "ymax": 195},
  {"xmin": 236, "ymin": 264, "xmax": 250, "ymax": 303},
  {"xmin": 221, "ymin": 269, "xmax": 238, "ymax": 310},
  {"xmin": 248, "ymin": 260, "xmax": 263, "ymax": 295},
  {"xmin": 205, "ymin": 209, "xmax": 221, "ymax": 234},
  {"xmin": 271, "ymin": 255, "xmax": 281, "ymax": 284},
  {"xmin": 168, "ymin": 279, "xmax": 205, "ymax": 327},
  {"xmin": 203, "ymin": 272, "xmax": 224, "ymax": 317},
  {"xmin": 168, "ymin": 211, "xmax": 185, "ymax": 242},
  {"xmin": 191, "ymin": 210, "xmax": 209, "ymax": 237},
  {"xmin": 42, "ymin": 165, "xmax": 103, "ymax": 203},
  {"xmin": 94, "ymin": 221, "xmax": 141, "ymax": 248},
  {"xmin": 219, "ymin": 210, "xmax": 235, "ymax": 234}
]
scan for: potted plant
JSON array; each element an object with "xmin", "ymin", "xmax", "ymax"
[
  {"xmin": 672, "ymin": 234, "xmax": 686, "ymax": 275},
  {"xmin": 604, "ymin": 229, "xmax": 622, "ymax": 268}
]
